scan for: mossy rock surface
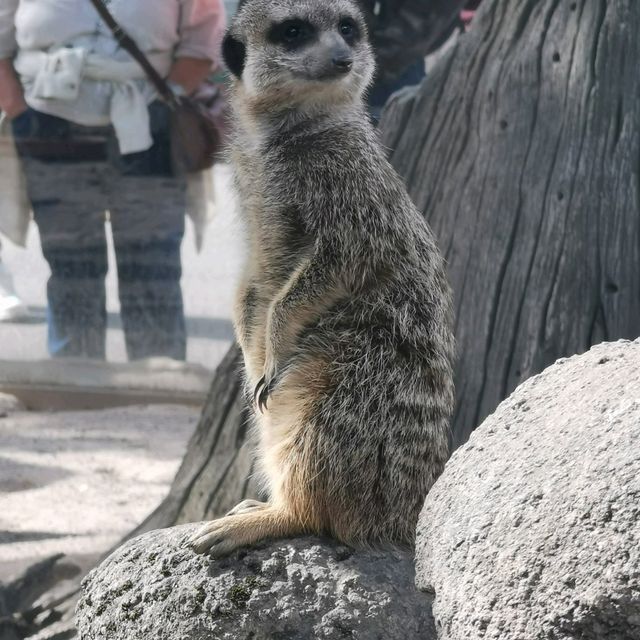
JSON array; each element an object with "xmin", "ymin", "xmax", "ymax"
[{"xmin": 76, "ymin": 523, "xmax": 435, "ymax": 640}]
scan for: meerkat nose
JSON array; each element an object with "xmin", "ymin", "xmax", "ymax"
[{"xmin": 332, "ymin": 56, "xmax": 353, "ymax": 73}]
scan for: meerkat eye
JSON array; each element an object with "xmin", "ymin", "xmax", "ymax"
[
  {"xmin": 339, "ymin": 17, "xmax": 359, "ymax": 43},
  {"xmin": 285, "ymin": 25, "xmax": 301, "ymax": 39},
  {"xmin": 339, "ymin": 21, "xmax": 353, "ymax": 36},
  {"xmin": 268, "ymin": 19, "xmax": 315, "ymax": 49}
]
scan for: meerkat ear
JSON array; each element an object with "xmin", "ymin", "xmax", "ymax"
[{"xmin": 222, "ymin": 33, "xmax": 246, "ymax": 79}]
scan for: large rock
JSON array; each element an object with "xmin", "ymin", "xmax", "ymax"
[
  {"xmin": 416, "ymin": 339, "xmax": 640, "ymax": 639},
  {"xmin": 76, "ymin": 524, "xmax": 435, "ymax": 640}
]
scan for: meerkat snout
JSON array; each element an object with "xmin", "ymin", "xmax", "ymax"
[
  {"xmin": 307, "ymin": 27, "xmax": 355, "ymax": 79},
  {"xmin": 222, "ymin": 0, "xmax": 374, "ymax": 106},
  {"xmin": 331, "ymin": 55, "xmax": 353, "ymax": 73},
  {"xmin": 328, "ymin": 39, "xmax": 353, "ymax": 74}
]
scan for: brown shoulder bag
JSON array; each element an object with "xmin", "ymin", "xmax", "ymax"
[{"xmin": 89, "ymin": 0, "xmax": 226, "ymax": 174}]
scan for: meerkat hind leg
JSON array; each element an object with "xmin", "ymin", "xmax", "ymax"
[{"xmin": 188, "ymin": 505, "xmax": 303, "ymax": 557}]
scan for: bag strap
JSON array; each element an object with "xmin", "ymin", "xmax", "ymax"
[{"xmin": 88, "ymin": 0, "xmax": 178, "ymax": 106}]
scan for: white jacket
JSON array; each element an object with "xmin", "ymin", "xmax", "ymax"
[{"xmin": 0, "ymin": 114, "xmax": 30, "ymax": 247}]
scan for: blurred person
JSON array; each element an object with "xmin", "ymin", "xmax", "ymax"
[
  {"xmin": 424, "ymin": 0, "xmax": 484, "ymax": 75},
  {"xmin": 358, "ymin": 0, "xmax": 469, "ymax": 122},
  {"xmin": 461, "ymin": 0, "xmax": 484, "ymax": 27},
  {"xmin": 0, "ymin": 113, "xmax": 30, "ymax": 322},
  {"xmin": 223, "ymin": 0, "xmax": 241, "ymax": 17},
  {"xmin": 0, "ymin": 0, "xmax": 226, "ymax": 360},
  {"xmin": 0, "ymin": 240, "xmax": 29, "ymax": 322}
]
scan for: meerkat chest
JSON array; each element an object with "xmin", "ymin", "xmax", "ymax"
[{"xmin": 234, "ymin": 153, "xmax": 309, "ymax": 276}]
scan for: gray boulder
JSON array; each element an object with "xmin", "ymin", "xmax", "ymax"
[
  {"xmin": 416, "ymin": 339, "xmax": 640, "ymax": 639},
  {"xmin": 76, "ymin": 524, "xmax": 435, "ymax": 640}
]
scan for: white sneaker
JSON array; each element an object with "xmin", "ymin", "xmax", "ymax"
[{"xmin": 0, "ymin": 262, "xmax": 30, "ymax": 322}]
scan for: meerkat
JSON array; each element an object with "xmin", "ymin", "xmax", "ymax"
[{"xmin": 188, "ymin": 0, "xmax": 455, "ymax": 557}]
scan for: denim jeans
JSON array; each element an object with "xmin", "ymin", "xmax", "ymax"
[{"xmin": 12, "ymin": 103, "xmax": 187, "ymax": 360}]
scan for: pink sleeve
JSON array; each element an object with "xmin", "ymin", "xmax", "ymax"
[{"xmin": 176, "ymin": 0, "xmax": 227, "ymax": 65}]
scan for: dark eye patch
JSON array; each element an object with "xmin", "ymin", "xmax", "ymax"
[
  {"xmin": 267, "ymin": 18, "xmax": 316, "ymax": 50},
  {"xmin": 338, "ymin": 16, "xmax": 360, "ymax": 44}
]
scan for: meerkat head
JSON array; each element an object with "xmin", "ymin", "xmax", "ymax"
[{"xmin": 223, "ymin": 0, "xmax": 374, "ymax": 114}]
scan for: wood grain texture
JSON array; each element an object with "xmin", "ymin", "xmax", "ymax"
[{"xmin": 381, "ymin": 0, "xmax": 640, "ymax": 446}]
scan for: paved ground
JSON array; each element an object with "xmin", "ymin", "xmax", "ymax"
[
  {"xmin": 0, "ymin": 403, "xmax": 198, "ymax": 582},
  {"xmin": 0, "ymin": 164, "xmax": 242, "ymax": 371}
]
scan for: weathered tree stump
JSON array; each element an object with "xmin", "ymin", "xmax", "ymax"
[
  {"xmin": 381, "ymin": 0, "xmax": 640, "ymax": 446},
  {"xmin": 139, "ymin": 0, "xmax": 640, "ymax": 532}
]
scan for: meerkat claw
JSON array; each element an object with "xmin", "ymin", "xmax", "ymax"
[
  {"xmin": 187, "ymin": 516, "xmax": 260, "ymax": 558},
  {"xmin": 253, "ymin": 375, "xmax": 266, "ymax": 407},
  {"xmin": 258, "ymin": 387, "xmax": 268, "ymax": 412},
  {"xmin": 186, "ymin": 523, "xmax": 219, "ymax": 552},
  {"xmin": 188, "ymin": 532, "xmax": 222, "ymax": 554},
  {"xmin": 257, "ymin": 378, "xmax": 274, "ymax": 412}
]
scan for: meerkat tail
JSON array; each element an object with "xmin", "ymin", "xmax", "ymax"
[{"xmin": 187, "ymin": 505, "xmax": 307, "ymax": 557}]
